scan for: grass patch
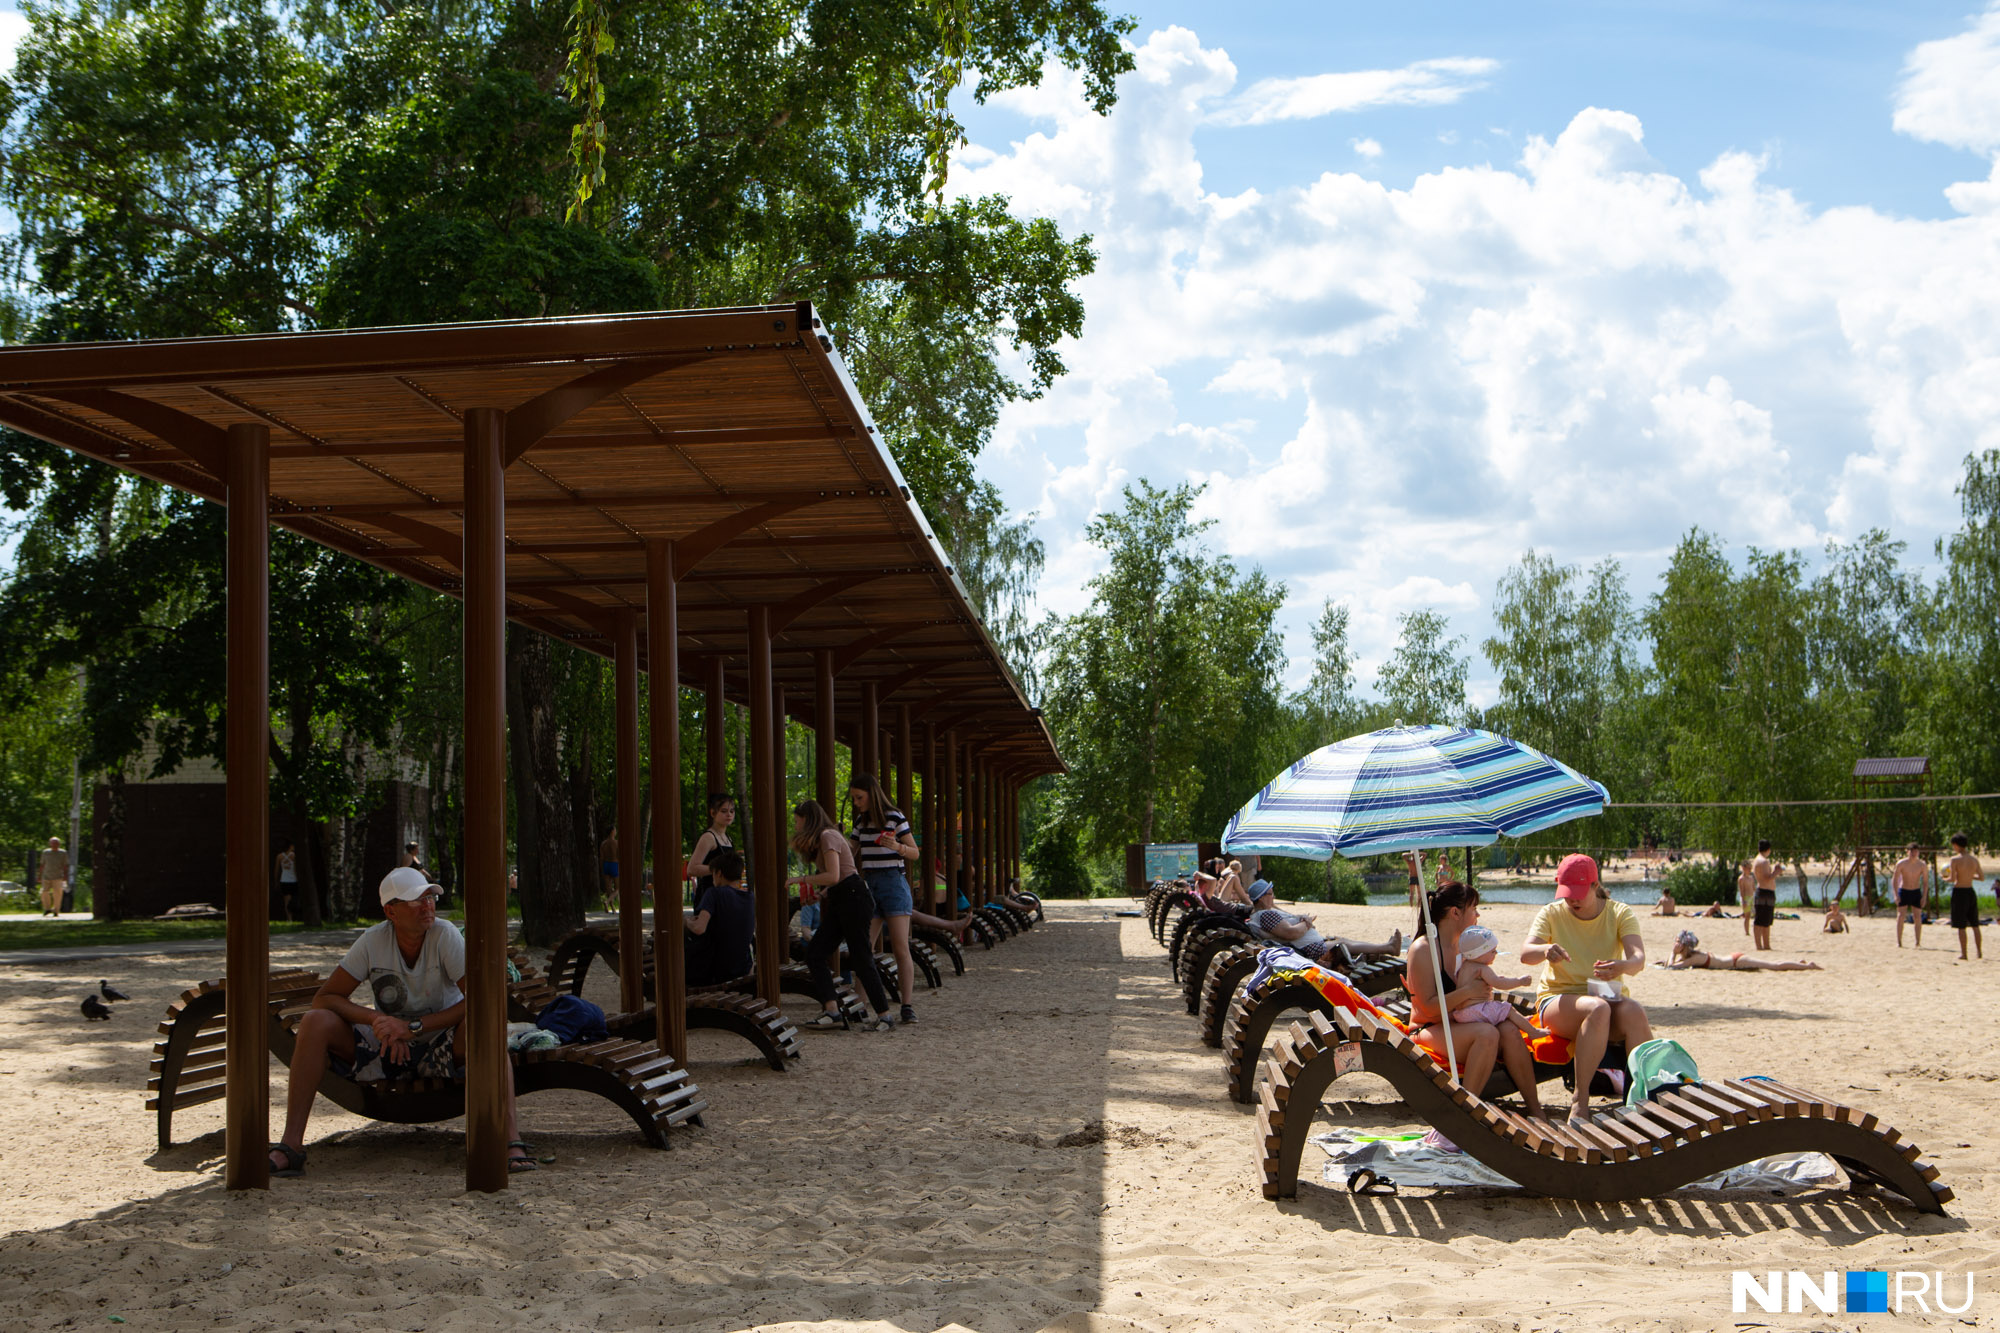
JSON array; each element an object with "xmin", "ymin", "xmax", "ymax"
[{"xmin": 0, "ymin": 917, "xmax": 376, "ymax": 951}]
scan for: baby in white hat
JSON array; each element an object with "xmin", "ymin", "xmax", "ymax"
[{"xmin": 1451, "ymin": 925, "xmax": 1545, "ymax": 1037}]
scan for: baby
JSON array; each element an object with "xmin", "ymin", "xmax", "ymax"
[{"xmin": 1450, "ymin": 925, "xmax": 1544, "ymax": 1037}]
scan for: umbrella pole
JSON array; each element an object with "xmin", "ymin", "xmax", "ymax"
[{"xmin": 1418, "ymin": 852, "xmax": 1457, "ymax": 1079}]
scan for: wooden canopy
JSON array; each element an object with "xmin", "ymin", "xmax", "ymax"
[{"xmin": 0, "ymin": 302, "xmax": 1059, "ymax": 773}]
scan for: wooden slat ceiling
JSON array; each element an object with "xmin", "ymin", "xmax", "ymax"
[{"xmin": 0, "ymin": 302, "xmax": 1059, "ymax": 776}]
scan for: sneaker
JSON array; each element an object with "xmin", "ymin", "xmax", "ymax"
[
  {"xmin": 804, "ymin": 1011, "xmax": 848, "ymax": 1031},
  {"xmin": 899, "ymin": 1005, "xmax": 917, "ymax": 1024},
  {"xmin": 862, "ymin": 1014, "xmax": 897, "ymax": 1032}
]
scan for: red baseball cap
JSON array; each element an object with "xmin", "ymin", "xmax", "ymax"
[{"xmin": 1554, "ymin": 853, "xmax": 1599, "ymax": 902}]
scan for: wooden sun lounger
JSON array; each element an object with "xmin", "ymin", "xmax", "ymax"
[
  {"xmin": 911, "ymin": 925, "xmax": 966, "ymax": 976},
  {"xmin": 1177, "ymin": 920, "xmax": 1258, "ymax": 1007},
  {"xmin": 1254, "ymin": 1007, "xmax": 1952, "ymax": 1214},
  {"xmin": 1197, "ymin": 942, "xmax": 1264, "ymax": 1048},
  {"xmin": 1219, "ymin": 967, "xmax": 1430, "ymax": 1105},
  {"xmin": 149, "ymin": 962, "xmax": 706, "ymax": 1150}
]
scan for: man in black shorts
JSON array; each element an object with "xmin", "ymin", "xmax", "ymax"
[
  {"xmin": 1891, "ymin": 841, "xmax": 1926, "ymax": 948},
  {"xmin": 1749, "ymin": 839, "xmax": 1779, "ymax": 951},
  {"xmin": 1947, "ymin": 832, "xmax": 1983, "ymax": 961}
]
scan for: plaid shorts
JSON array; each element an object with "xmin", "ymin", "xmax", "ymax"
[{"xmin": 332, "ymin": 1023, "xmax": 461, "ymax": 1083}]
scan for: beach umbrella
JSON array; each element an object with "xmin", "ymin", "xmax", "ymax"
[{"xmin": 1221, "ymin": 723, "xmax": 1608, "ymax": 1077}]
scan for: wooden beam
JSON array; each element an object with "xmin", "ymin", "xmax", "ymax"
[
  {"xmin": 223, "ymin": 422, "xmax": 269, "ymax": 1191},
  {"xmin": 504, "ymin": 357, "xmax": 707, "ymax": 465},
  {"xmin": 647, "ymin": 539, "xmax": 687, "ymax": 1066}
]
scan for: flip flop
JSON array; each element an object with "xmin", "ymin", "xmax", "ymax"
[
  {"xmin": 508, "ymin": 1140, "xmax": 540, "ymax": 1173},
  {"xmin": 1347, "ymin": 1167, "xmax": 1398, "ymax": 1197},
  {"xmin": 268, "ymin": 1142, "xmax": 306, "ymax": 1178}
]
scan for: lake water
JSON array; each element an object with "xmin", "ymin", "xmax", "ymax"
[{"xmin": 1364, "ymin": 884, "xmax": 1670, "ymax": 908}]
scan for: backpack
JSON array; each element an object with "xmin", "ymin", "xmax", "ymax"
[{"xmin": 1625, "ymin": 1036, "xmax": 1700, "ymax": 1108}]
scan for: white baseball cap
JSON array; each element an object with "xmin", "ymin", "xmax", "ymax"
[
  {"xmin": 1456, "ymin": 925, "xmax": 1499, "ymax": 957},
  {"xmin": 379, "ymin": 865, "xmax": 440, "ymax": 907}
]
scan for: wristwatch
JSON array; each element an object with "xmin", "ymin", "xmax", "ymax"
[{"xmin": 408, "ymin": 1017, "xmax": 425, "ymax": 1036}]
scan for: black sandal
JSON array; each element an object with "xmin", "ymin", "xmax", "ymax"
[
  {"xmin": 269, "ymin": 1142, "xmax": 307, "ymax": 1178},
  {"xmin": 508, "ymin": 1140, "xmax": 540, "ymax": 1173},
  {"xmin": 1346, "ymin": 1167, "xmax": 1397, "ymax": 1197}
]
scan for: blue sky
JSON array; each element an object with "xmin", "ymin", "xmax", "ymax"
[{"xmin": 948, "ymin": 1, "xmax": 2000, "ymax": 703}]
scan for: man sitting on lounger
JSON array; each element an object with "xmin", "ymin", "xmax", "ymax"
[
  {"xmin": 1246, "ymin": 886, "xmax": 1402, "ymax": 968},
  {"xmin": 266, "ymin": 866, "xmax": 535, "ymax": 1178}
]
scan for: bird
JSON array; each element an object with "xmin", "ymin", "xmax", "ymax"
[
  {"xmin": 99, "ymin": 980, "xmax": 130, "ymax": 1002},
  {"xmin": 81, "ymin": 994, "xmax": 112, "ymax": 1020}
]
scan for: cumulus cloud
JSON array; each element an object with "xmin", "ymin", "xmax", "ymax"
[
  {"xmin": 1212, "ymin": 56, "xmax": 1497, "ymax": 127},
  {"xmin": 1352, "ymin": 137, "xmax": 1384, "ymax": 160},
  {"xmin": 952, "ymin": 20, "xmax": 2000, "ymax": 696},
  {"xmin": 1894, "ymin": 1, "xmax": 2000, "ymax": 213},
  {"xmin": 0, "ymin": 11, "xmax": 28, "ymax": 74}
]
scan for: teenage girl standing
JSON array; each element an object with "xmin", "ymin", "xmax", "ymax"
[
  {"xmin": 685, "ymin": 793, "xmax": 736, "ymax": 900},
  {"xmin": 849, "ymin": 773, "xmax": 921, "ymax": 1024},
  {"xmin": 791, "ymin": 799, "xmax": 895, "ymax": 1031}
]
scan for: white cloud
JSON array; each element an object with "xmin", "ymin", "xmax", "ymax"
[
  {"xmin": 1893, "ymin": 1, "xmax": 2000, "ymax": 154},
  {"xmin": 952, "ymin": 19, "xmax": 2000, "ymax": 697},
  {"xmin": 0, "ymin": 11, "xmax": 28, "ymax": 75},
  {"xmin": 1212, "ymin": 56, "xmax": 1497, "ymax": 127},
  {"xmin": 1352, "ymin": 137, "xmax": 1384, "ymax": 160}
]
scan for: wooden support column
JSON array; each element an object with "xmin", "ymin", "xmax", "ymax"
[
  {"xmin": 920, "ymin": 723, "xmax": 937, "ymax": 910},
  {"xmin": 774, "ymin": 685, "xmax": 788, "ymax": 811},
  {"xmin": 962, "ymin": 741, "xmax": 979, "ymax": 908},
  {"xmin": 461, "ymin": 406, "xmax": 509, "ymax": 1193},
  {"xmin": 646, "ymin": 540, "xmax": 686, "ymax": 1065},
  {"xmin": 612, "ymin": 610, "xmax": 645, "ymax": 1018},
  {"xmin": 897, "ymin": 705, "xmax": 913, "ymax": 822},
  {"xmin": 814, "ymin": 649, "xmax": 837, "ymax": 812},
  {"xmin": 860, "ymin": 680, "xmax": 880, "ymax": 778},
  {"xmin": 704, "ymin": 656, "xmax": 727, "ymax": 794},
  {"xmin": 976, "ymin": 758, "xmax": 990, "ymax": 907},
  {"xmin": 748, "ymin": 607, "xmax": 781, "ymax": 1004},
  {"xmin": 943, "ymin": 729, "xmax": 960, "ymax": 916},
  {"xmin": 223, "ymin": 421, "xmax": 270, "ymax": 1191}
]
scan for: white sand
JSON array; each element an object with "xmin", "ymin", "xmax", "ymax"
[{"xmin": 1, "ymin": 900, "xmax": 1993, "ymax": 1331}]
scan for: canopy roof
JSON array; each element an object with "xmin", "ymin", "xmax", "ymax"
[{"xmin": 0, "ymin": 302, "xmax": 1059, "ymax": 775}]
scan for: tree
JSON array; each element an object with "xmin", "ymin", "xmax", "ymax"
[
  {"xmin": 1041, "ymin": 481, "xmax": 1285, "ymax": 851},
  {"xmin": 1294, "ymin": 598, "xmax": 1357, "ymax": 748},
  {"xmin": 1376, "ymin": 609, "xmax": 1468, "ymax": 726}
]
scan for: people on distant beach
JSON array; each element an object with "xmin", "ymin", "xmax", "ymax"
[
  {"xmin": 266, "ymin": 867, "xmax": 535, "ymax": 1178},
  {"xmin": 1447, "ymin": 925, "xmax": 1546, "ymax": 1039},
  {"xmin": 37, "ymin": 836, "xmax": 68, "ymax": 917},
  {"xmin": 1749, "ymin": 841, "xmax": 1779, "ymax": 950},
  {"xmin": 1700, "ymin": 901, "xmax": 1730, "ymax": 919},
  {"xmin": 1405, "ymin": 877, "xmax": 1544, "ymax": 1124},
  {"xmin": 1662, "ymin": 929, "xmax": 1821, "ymax": 971},
  {"xmin": 1521, "ymin": 854, "xmax": 1653, "ymax": 1122},
  {"xmin": 685, "ymin": 848, "xmax": 754, "ymax": 988},
  {"xmin": 1652, "ymin": 890, "xmax": 1677, "ymax": 916},
  {"xmin": 1892, "ymin": 841, "xmax": 1927, "ymax": 949},
  {"xmin": 1736, "ymin": 860, "xmax": 1755, "ymax": 936},
  {"xmin": 1823, "ymin": 901, "xmax": 1849, "ymax": 933},
  {"xmin": 1947, "ymin": 832, "xmax": 1984, "ymax": 961}
]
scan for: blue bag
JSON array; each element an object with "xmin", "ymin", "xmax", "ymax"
[{"xmin": 534, "ymin": 994, "xmax": 608, "ymax": 1044}]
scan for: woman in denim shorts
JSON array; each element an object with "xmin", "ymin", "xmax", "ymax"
[{"xmin": 848, "ymin": 773, "xmax": 921, "ymax": 1024}]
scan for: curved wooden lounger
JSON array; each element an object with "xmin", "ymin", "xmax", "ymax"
[
  {"xmin": 966, "ymin": 913, "xmax": 1000, "ymax": 950},
  {"xmin": 1197, "ymin": 942, "xmax": 1263, "ymax": 1047},
  {"xmin": 990, "ymin": 901, "xmax": 1035, "ymax": 932},
  {"xmin": 1014, "ymin": 890, "xmax": 1045, "ymax": 922},
  {"xmin": 1255, "ymin": 1007, "xmax": 1952, "ymax": 1214},
  {"xmin": 1179, "ymin": 922, "xmax": 1257, "ymax": 1014},
  {"xmin": 150, "ymin": 968, "xmax": 706, "ymax": 1149},
  {"xmin": 912, "ymin": 926, "xmax": 966, "ymax": 976},
  {"xmin": 1221, "ymin": 970, "xmax": 1412, "ymax": 1104},
  {"xmin": 552, "ymin": 925, "xmax": 873, "ymax": 1017},
  {"xmin": 1151, "ymin": 887, "xmax": 1199, "ymax": 943},
  {"xmin": 972, "ymin": 904, "xmax": 1018, "ymax": 940},
  {"xmin": 606, "ymin": 991, "xmax": 802, "ymax": 1070},
  {"xmin": 1168, "ymin": 909, "xmax": 1249, "ymax": 982}
]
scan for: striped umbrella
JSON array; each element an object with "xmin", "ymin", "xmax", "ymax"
[
  {"xmin": 1222, "ymin": 724, "xmax": 1607, "ymax": 1081},
  {"xmin": 1221, "ymin": 724, "xmax": 1607, "ymax": 860}
]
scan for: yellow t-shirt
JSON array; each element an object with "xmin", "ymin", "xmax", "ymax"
[{"xmin": 1528, "ymin": 899, "xmax": 1641, "ymax": 1001}]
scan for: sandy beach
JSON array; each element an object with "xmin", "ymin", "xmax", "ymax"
[{"xmin": 2, "ymin": 898, "xmax": 1994, "ymax": 1332}]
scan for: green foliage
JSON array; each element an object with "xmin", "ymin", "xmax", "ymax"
[
  {"xmin": 1377, "ymin": 609, "xmax": 1468, "ymax": 726},
  {"xmin": 1660, "ymin": 858, "xmax": 1736, "ymax": 907},
  {"xmin": 1041, "ymin": 480, "xmax": 1285, "ymax": 853},
  {"xmin": 1262, "ymin": 855, "xmax": 1367, "ymax": 906},
  {"xmin": 1024, "ymin": 818, "xmax": 1091, "ymax": 898}
]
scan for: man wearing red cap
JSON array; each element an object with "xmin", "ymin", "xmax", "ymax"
[{"xmin": 1520, "ymin": 853, "xmax": 1653, "ymax": 1122}]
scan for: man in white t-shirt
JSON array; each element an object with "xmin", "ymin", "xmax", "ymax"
[{"xmin": 266, "ymin": 867, "xmax": 532, "ymax": 1178}]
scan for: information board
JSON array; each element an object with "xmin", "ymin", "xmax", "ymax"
[{"xmin": 1143, "ymin": 842, "xmax": 1202, "ymax": 882}]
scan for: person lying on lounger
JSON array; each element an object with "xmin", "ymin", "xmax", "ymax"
[
  {"xmin": 1245, "ymin": 885, "xmax": 1401, "ymax": 966},
  {"xmin": 1661, "ymin": 929, "xmax": 1821, "ymax": 971}
]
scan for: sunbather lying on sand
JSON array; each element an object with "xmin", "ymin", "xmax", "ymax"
[{"xmin": 1662, "ymin": 930, "xmax": 1821, "ymax": 971}]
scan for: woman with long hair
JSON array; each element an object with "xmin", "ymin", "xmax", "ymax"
[
  {"xmin": 791, "ymin": 799, "xmax": 895, "ymax": 1031},
  {"xmin": 1405, "ymin": 875, "xmax": 1542, "ymax": 1136},
  {"xmin": 847, "ymin": 772, "xmax": 923, "ymax": 1024},
  {"xmin": 685, "ymin": 792, "xmax": 736, "ymax": 900}
]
